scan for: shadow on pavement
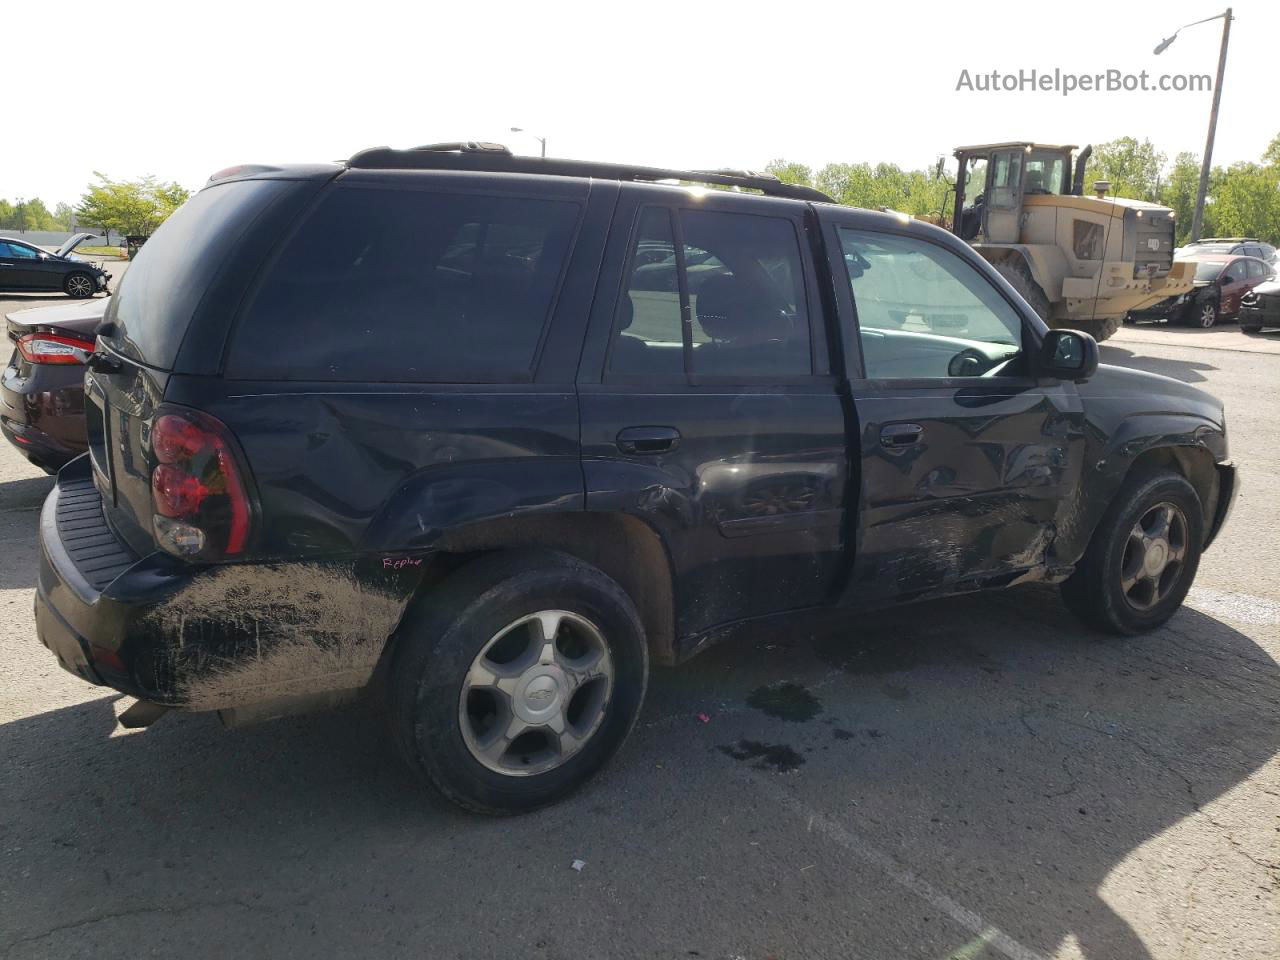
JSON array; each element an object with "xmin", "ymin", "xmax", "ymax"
[
  {"xmin": 2, "ymin": 583, "xmax": 1275, "ymax": 958},
  {"xmin": 1100, "ymin": 343, "xmax": 1218, "ymax": 382}
]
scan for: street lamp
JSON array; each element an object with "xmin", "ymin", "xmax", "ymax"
[
  {"xmin": 1154, "ymin": 8, "xmax": 1233, "ymax": 241},
  {"xmin": 509, "ymin": 127, "xmax": 547, "ymax": 158}
]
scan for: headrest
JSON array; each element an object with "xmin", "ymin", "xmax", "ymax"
[
  {"xmin": 695, "ymin": 273, "xmax": 774, "ymax": 342},
  {"xmin": 618, "ymin": 294, "xmax": 634, "ymax": 331}
]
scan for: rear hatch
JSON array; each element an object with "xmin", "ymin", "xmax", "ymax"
[{"xmin": 87, "ymin": 175, "xmax": 323, "ymax": 555}]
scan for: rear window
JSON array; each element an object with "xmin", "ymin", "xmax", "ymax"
[
  {"xmin": 227, "ymin": 185, "xmax": 580, "ymax": 382},
  {"xmin": 106, "ymin": 179, "xmax": 291, "ymax": 369}
]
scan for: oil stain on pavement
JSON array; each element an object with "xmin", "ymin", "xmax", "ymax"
[
  {"xmin": 746, "ymin": 681, "xmax": 822, "ymax": 722},
  {"xmin": 718, "ymin": 740, "xmax": 806, "ymax": 773}
]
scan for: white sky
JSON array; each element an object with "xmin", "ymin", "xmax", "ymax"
[{"xmin": 5, "ymin": 0, "xmax": 1274, "ymax": 207}]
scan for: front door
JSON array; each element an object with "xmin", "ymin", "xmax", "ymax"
[
  {"xmin": 982, "ymin": 149, "xmax": 1025, "ymax": 244},
  {"xmin": 823, "ymin": 215, "xmax": 1086, "ymax": 604},
  {"xmin": 0, "ymin": 240, "xmax": 44, "ymax": 289},
  {"xmin": 577, "ymin": 187, "xmax": 851, "ymax": 640},
  {"xmin": 1218, "ymin": 259, "xmax": 1252, "ymax": 314}
]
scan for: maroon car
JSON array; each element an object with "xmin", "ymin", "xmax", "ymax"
[
  {"xmin": 1, "ymin": 298, "xmax": 107, "ymax": 471},
  {"xmin": 1130, "ymin": 253, "xmax": 1274, "ymax": 327}
]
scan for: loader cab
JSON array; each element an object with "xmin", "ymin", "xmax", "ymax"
[{"xmin": 952, "ymin": 143, "xmax": 1078, "ymax": 243}]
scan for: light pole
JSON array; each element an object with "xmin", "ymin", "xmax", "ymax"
[
  {"xmin": 509, "ymin": 127, "xmax": 547, "ymax": 158},
  {"xmin": 1154, "ymin": 8, "xmax": 1232, "ymax": 241}
]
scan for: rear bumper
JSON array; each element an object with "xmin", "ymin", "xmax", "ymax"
[
  {"xmin": 36, "ymin": 458, "xmax": 199, "ymax": 703},
  {"xmin": 1, "ymin": 356, "xmax": 87, "ymax": 470},
  {"xmin": 35, "ymin": 457, "xmax": 406, "ymax": 712}
]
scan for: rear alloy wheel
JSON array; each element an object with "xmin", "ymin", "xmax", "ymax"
[
  {"xmin": 389, "ymin": 549, "xmax": 648, "ymax": 814},
  {"xmin": 1194, "ymin": 302, "xmax": 1218, "ymax": 328},
  {"xmin": 460, "ymin": 610, "xmax": 614, "ymax": 777},
  {"xmin": 64, "ymin": 273, "xmax": 95, "ymax": 299},
  {"xmin": 1061, "ymin": 470, "xmax": 1204, "ymax": 634}
]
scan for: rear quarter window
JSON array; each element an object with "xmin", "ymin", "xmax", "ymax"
[
  {"xmin": 106, "ymin": 179, "xmax": 294, "ymax": 369},
  {"xmin": 227, "ymin": 185, "xmax": 581, "ymax": 382}
]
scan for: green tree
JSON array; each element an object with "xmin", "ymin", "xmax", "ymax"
[
  {"xmin": 1159, "ymin": 152, "xmax": 1201, "ymax": 245},
  {"xmin": 75, "ymin": 173, "xmax": 191, "ymax": 237},
  {"xmin": 1209, "ymin": 162, "xmax": 1280, "ymax": 243},
  {"xmin": 53, "ymin": 202, "xmax": 76, "ymax": 231},
  {"xmin": 1083, "ymin": 137, "xmax": 1166, "ymax": 201},
  {"xmin": 0, "ymin": 199, "xmax": 13, "ymax": 230},
  {"xmin": 764, "ymin": 159, "xmax": 814, "ymax": 186}
]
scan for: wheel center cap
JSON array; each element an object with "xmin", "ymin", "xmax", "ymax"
[
  {"xmin": 514, "ymin": 669, "xmax": 564, "ymax": 723},
  {"xmin": 1144, "ymin": 540, "xmax": 1169, "ymax": 576}
]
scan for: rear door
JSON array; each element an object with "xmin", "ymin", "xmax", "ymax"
[
  {"xmin": 820, "ymin": 211, "xmax": 1086, "ymax": 603},
  {"xmin": 577, "ymin": 187, "xmax": 850, "ymax": 641}
]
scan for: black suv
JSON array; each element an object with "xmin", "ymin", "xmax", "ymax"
[{"xmin": 34, "ymin": 143, "xmax": 1237, "ymax": 814}]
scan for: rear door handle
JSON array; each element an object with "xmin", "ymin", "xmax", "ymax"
[
  {"xmin": 616, "ymin": 426, "xmax": 681, "ymax": 455},
  {"xmin": 880, "ymin": 423, "xmax": 924, "ymax": 447}
]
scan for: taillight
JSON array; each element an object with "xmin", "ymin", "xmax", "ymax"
[
  {"xmin": 149, "ymin": 407, "xmax": 253, "ymax": 560},
  {"xmin": 15, "ymin": 332, "xmax": 93, "ymax": 365}
]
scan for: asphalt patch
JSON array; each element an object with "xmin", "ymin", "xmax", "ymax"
[
  {"xmin": 746, "ymin": 682, "xmax": 822, "ymax": 722},
  {"xmin": 718, "ymin": 740, "xmax": 805, "ymax": 773}
]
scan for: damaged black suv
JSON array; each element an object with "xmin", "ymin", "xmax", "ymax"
[{"xmin": 35, "ymin": 143, "xmax": 1237, "ymax": 814}]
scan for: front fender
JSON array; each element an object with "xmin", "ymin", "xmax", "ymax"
[{"xmin": 1051, "ymin": 410, "xmax": 1227, "ymax": 567}]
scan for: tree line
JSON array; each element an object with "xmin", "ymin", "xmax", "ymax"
[
  {"xmin": 0, "ymin": 174, "xmax": 191, "ymax": 238},
  {"xmin": 767, "ymin": 133, "xmax": 1280, "ymax": 246}
]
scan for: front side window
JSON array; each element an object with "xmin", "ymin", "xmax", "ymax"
[
  {"xmin": 1, "ymin": 242, "xmax": 39, "ymax": 259},
  {"xmin": 608, "ymin": 206, "xmax": 812, "ymax": 379},
  {"xmin": 230, "ymin": 187, "xmax": 580, "ymax": 382},
  {"xmin": 1222, "ymin": 262, "xmax": 1247, "ymax": 283},
  {"xmin": 839, "ymin": 228, "xmax": 1024, "ymax": 380}
]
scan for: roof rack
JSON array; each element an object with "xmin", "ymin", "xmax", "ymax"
[{"xmin": 346, "ymin": 143, "xmax": 834, "ymax": 203}]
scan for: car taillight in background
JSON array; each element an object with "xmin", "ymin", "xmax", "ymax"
[
  {"xmin": 15, "ymin": 333, "xmax": 94, "ymax": 365},
  {"xmin": 149, "ymin": 406, "xmax": 253, "ymax": 560}
]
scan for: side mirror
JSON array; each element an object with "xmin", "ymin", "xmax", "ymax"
[{"xmin": 1040, "ymin": 329, "xmax": 1098, "ymax": 382}]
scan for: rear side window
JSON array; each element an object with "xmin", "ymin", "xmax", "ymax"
[
  {"xmin": 107, "ymin": 179, "xmax": 292, "ymax": 369},
  {"xmin": 228, "ymin": 186, "xmax": 580, "ymax": 382},
  {"xmin": 609, "ymin": 205, "xmax": 812, "ymax": 379}
]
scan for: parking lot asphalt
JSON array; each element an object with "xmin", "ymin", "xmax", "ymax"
[{"xmin": 0, "ymin": 327, "xmax": 1276, "ymax": 959}]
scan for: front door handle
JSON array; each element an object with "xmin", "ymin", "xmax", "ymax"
[
  {"xmin": 880, "ymin": 423, "xmax": 924, "ymax": 448},
  {"xmin": 617, "ymin": 426, "xmax": 681, "ymax": 455}
]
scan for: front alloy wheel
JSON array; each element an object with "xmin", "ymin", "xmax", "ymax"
[
  {"xmin": 64, "ymin": 273, "xmax": 94, "ymax": 298},
  {"xmin": 1196, "ymin": 302, "xmax": 1217, "ymax": 328},
  {"xmin": 1118, "ymin": 502, "xmax": 1189, "ymax": 611},
  {"xmin": 460, "ymin": 610, "xmax": 614, "ymax": 776}
]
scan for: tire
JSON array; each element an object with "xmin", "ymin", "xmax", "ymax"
[
  {"xmin": 1067, "ymin": 315, "xmax": 1122, "ymax": 343},
  {"xmin": 388, "ymin": 549, "xmax": 648, "ymax": 815},
  {"xmin": 1190, "ymin": 300, "xmax": 1218, "ymax": 328},
  {"xmin": 1061, "ymin": 470, "xmax": 1204, "ymax": 635},
  {"xmin": 63, "ymin": 272, "xmax": 95, "ymax": 299},
  {"xmin": 992, "ymin": 259, "xmax": 1051, "ymax": 322},
  {"xmin": 1240, "ymin": 325, "xmax": 1262, "ymax": 334}
]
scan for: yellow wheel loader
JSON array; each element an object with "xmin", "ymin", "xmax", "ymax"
[{"xmin": 948, "ymin": 142, "xmax": 1193, "ymax": 342}]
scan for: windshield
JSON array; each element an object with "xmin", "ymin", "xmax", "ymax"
[{"xmin": 1193, "ymin": 261, "xmax": 1227, "ymax": 281}]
